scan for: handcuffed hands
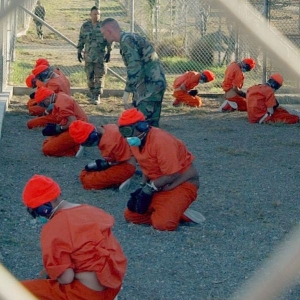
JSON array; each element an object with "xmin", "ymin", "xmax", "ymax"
[
  {"xmin": 42, "ymin": 123, "xmax": 62, "ymax": 136},
  {"xmin": 240, "ymin": 91, "xmax": 246, "ymax": 98},
  {"xmin": 85, "ymin": 159, "xmax": 111, "ymax": 172},
  {"xmin": 29, "ymin": 92, "xmax": 36, "ymax": 99},
  {"xmin": 127, "ymin": 184, "xmax": 154, "ymax": 214},
  {"xmin": 188, "ymin": 89, "xmax": 198, "ymax": 96}
]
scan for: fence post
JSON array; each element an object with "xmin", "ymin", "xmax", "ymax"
[
  {"xmin": 262, "ymin": 0, "xmax": 269, "ymax": 84},
  {"xmin": 0, "ymin": 0, "xmax": 6, "ymax": 93},
  {"xmin": 130, "ymin": 0, "xmax": 134, "ymax": 32}
]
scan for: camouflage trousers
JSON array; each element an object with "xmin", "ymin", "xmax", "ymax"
[
  {"xmin": 35, "ymin": 22, "xmax": 43, "ymax": 38},
  {"xmin": 134, "ymin": 90, "xmax": 165, "ymax": 127},
  {"xmin": 84, "ymin": 62, "xmax": 107, "ymax": 96}
]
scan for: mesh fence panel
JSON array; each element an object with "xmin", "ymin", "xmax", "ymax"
[{"xmin": 10, "ymin": 0, "xmax": 300, "ymax": 95}]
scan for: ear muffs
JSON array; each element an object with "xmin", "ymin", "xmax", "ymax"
[
  {"xmin": 35, "ymin": 202, "xmax": 53, "ymax": 217},
  {"xmin": 36, "ymin": 69, "xmax": 50, "ymax": 82},
  {"xmin": 82, "ymin": 131, "xmax": 99, "ymax": 147},
  {"xmin": 135, "ymin": 121, "xmax": 150, "ymax": 132},
  {"xmin": 267, "ymin": 78, "xmax": 281, "ymax": 90}
]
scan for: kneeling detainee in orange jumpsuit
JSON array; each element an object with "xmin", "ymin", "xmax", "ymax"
[
  {"xmin": 25, "ymin": 74, "xmax": 46, "ymax": 116},
  {"xmin": 25, "ymin": 58, "xmax": 71, "ymax": 117},
  {"xmin": 172, "ymin": 70, "xmax": 215, "ymax": 107},
  {"xmin": 33, "ymin": 87, "xmax": 89, "ymax": 157},
  {"xmin": 118, "ymin": 108, "xmax": 206, "ymax": 231},
  {"xmin": 246, "ymin": 73, "xmax": 299, "ymax": 124},
  {"xmin": 27, "ymin": 63, "xmax": 72, "ymax": 129},
  {"xmin": 21, "ymin": 174, "xmax": 127, "ymax": 300},
  {"xmin": 219, "ymin": 57, "xmax": 256, "ymax": 112},
  {"xmin": 69, "ymin": 120, "xmax": 136, "ymax": 190}
]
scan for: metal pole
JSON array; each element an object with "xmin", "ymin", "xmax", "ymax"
[
  {"xmin": 19, "ymin": 5, "xmax": 126, "ymax": 83},
  {"xmin": 170, "ymin": 0, "xmax": 173, "ymax": 38},
  {"xmin": 19, "ymin": 5, "xmax": 78, "ymax": 47},
  {"xmin": 155, "ymin": 0, "xmax": 160, "ymax": 44},
  {"xmin": 234, "ymin": 24, "xmax": 239, "ymax": 61},
  {"xmin": 130, "ymin": 0, "xmax": 134, "ymax": 32},
  {"xmin": 262, "ymin": 0, "xmax": 269, "ymax": 84}
]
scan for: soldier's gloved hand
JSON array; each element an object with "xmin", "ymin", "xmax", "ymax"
[
  {"xmin": 104, "ymin": 52, "xmax": 111, "ymax": 63},
  {"xmin": 29, "ymin": 92, "xmax": 36, "ymax": 99},
  {"xmin": 188, "ymin": 89, "xmax": 198, "ymax": 96},
  {"xmin": 85, "ymin": 159, "xmax": 111, "ymax": 172},
  {"xmin": 42, "ymin": 123, "xmax": 62, "ymax": 136},
  {"xmin": 77, "ymin": 52, "xmax": 83, "ymax": 63}
]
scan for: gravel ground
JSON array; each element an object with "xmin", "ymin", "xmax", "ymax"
[{"xmin": 1, "ymin": 95, "xmax": 300, "ymax": 300}]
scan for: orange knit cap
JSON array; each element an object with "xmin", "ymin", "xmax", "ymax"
[
  {"xmin": 69, "ymin": 120, "xmax": 95, "ymax": 144},
  {"xmin": 242, "ymin": 57, "xmax": 256, "ymax": 70},
  {"xmin": 35, "ymin": 58, "xmax": 50, "ymax": 68},
  {"xmin": 202, "ymin": 70, "xmax": 216, "ymax": 82},
  {"xmin": 270, "ymin": 73, "xmax": 283, "ymax": 86},
  {"xmin": 118, "ymin": 108, "xmax": 146, "ymax": 126},
  {"xmin": 23, "ymin": 175, "xmax": 61, "ymax": 208},
  {"xmin": 35, "ymin": 87, "xmax": 55, "ymax": 103},
  {"xmin": 25, "ymin": 74, "xmax": 35, "ymax": 88},
  {"xmin": 32, "ymin": 64, "xmax": 48, "ymax": 77}
]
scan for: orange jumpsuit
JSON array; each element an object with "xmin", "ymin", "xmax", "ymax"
[
  {"xmin": 246, "ymin": 84, "xmax": 299, "ymax": 124},
  {"xmin": 22, "ymin": 205, "xmax": 127, "ymax": 300},
  {"xmin": 27, "ymin": 98, "xmax": 46, "ymax": 116},
  {"xmin": 80, "ymin": 124, "xmax": 136, "ymax": 190},
  {"xmin": 222, "ymin": 62, "xmax": 247, "ymax": 111},
  {"xmin": 27, "ymin": 69, "xmax": 71, "ymax": 117},
  {"xmin": 173, "ymin": 71, "xmax": 202, "ymax": 107},
  {"xmin": 41, "ymin": 92, "xmax": 88, "ymax": 157},
  {"xmin": 124, "ymin": 127, "xmax": 198, "ymax": 231}
]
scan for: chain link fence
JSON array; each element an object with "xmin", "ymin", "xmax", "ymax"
[{"xmin": 7, "ymin": 0, "xmax": 300, "ymax": 95}]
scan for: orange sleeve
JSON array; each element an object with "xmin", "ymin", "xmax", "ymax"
[
  {"xmin": 131, "ymin": 128, "xmax": 194, "ymax": 179},
  {"xmin": 246, "ymin": 84, "xmax": 276, "ymax": 123},
  {"xmin": 99, "ymin": 124, "xmax": 132, "ymax": 162},
  {"xmin": 46, "ymin": 76, "xmax": 71, "ymax": 95},
  {"xmin": 222, "ymin": 62, "xmax": 244, "ymax": 91},
  {"xmin": 41, "ymin": 205, "xmax": 127, "ymax": 289},
  {"xmin": 53, "ymin": 93, "xmax": 88, "ymax": 124},
  {"xmin": 263, "ymin": 86, "xmax": 277, "ymax": 108},
  {"xmin": 53, "ymin": 94, "xmax": 74, "ymax": 119},
  {"xmin": 173, "ymin": 71, "xmax": 201, "ymax": 90}
]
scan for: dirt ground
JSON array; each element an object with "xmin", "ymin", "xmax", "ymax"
[{"xmin": 1, "ymin": 94, "xmax": 300, "ymax": 300}]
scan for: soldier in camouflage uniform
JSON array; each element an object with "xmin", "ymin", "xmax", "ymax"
[
  {"xmin": 100, "ymin": 18, "xmax": 166, "ymax": 127},
  {"xmin": 77, "ymin": 6, "xmax": 112, "ymax": 105},
  {"xmin": 34, "ymin": 0, "xmax": 46, "ymax": 39}
]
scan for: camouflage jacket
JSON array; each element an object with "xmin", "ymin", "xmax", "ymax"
[
  {"xmin": 77, "ymin": 20, "xmax": 112, "ymax": 63},
  {"xmin": 120, "ymin": 31, "xmax": 166, "ymax": 102},
  {"xmin": 34, "ymin": 5, "xmax": 45, "ymax": 21}
]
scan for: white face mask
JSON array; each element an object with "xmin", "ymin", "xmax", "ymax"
[{"xmin": 126, "ymin": 132, "xmax": 146, "ymax": 147}]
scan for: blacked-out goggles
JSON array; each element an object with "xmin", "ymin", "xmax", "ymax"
[
  {"xmin": 243, "ymin": 63, "xmax": 251, "ymax": 72},
  {"xmin": 200, "ymin": 73, "xmax": 207, "ymax": 83},
  {"xmin": 119, "ymin": 125, "xmax": 135, "ymax": 138},
  {"xmin": 27, "ymin": 207, "xmax": 39, "ymax": 219}
]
